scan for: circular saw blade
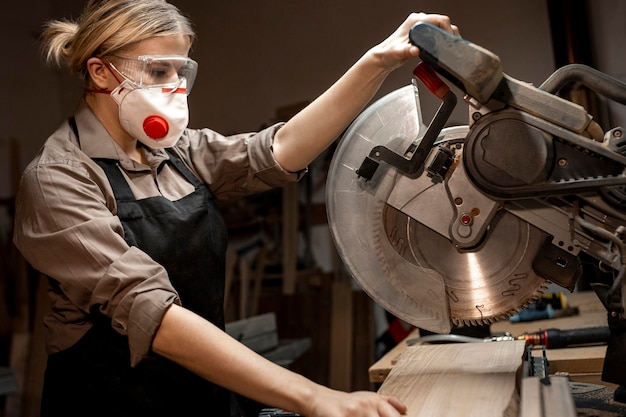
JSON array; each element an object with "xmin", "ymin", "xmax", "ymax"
[
  {"xmin": 382, "ymin": 204, "xmax": 548, "ymax": 326},
  {"xmin": 326, "ymin": 85, "xmax": 548, "ymax": 332}
]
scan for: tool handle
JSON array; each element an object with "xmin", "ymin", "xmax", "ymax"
[
  {"xmin": 355, "ymin": 66, "xmax": 457, "ymax": 181},
  {"xmin": 545, "ymin": 326, "xmax": 610, "ymax": 349},
  {"xmin": 409, "ymin": 22, "xmax": 503, "ymax": 103}
]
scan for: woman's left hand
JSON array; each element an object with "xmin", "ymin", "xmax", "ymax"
[
  {"xmin": 271, "ymin": 12, "xmax": 459, "ymax": 173},
  {"xmin": 371, "ymin": 12, "xmax": 460, "ymax": 71}
]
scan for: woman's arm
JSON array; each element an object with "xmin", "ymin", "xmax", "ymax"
[
  {"xmin": 153, "ymin": 303, "xmax": 407, "ymax": 417},
  {"xmin": 271, "ymin": 13, "xmax": 458, "ymax": 172},
  {"xmin": 153, "ymin": 13, "xmax": 460, "ymax": 416}
]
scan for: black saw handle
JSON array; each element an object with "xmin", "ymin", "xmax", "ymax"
[
  {"xmin": 355, "ymin": 63, "xmax": 456, "ymax": 181},
  {"xmin": 409, "ymin": 22, "xmax": 503, "ymax": 104}
]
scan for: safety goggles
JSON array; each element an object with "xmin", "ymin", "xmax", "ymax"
[{"xmin": 107, "ymin": 55, "xmax": 198, "ymax": 95}]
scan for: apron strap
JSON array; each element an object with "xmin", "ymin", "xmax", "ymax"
[
  {"xmin": 68, "ymin": 116, "xmax": 81, "ymax": 148},
  {"xmin": 164, "ymin": 148, "xmax": 204, "ymax": 189},
  {"xmin": 69, "ymin": 116, "xmax": 203, "ymax": 201},
  {"xmin": 92, "ymin": 158, "xmax": 136, "ymax": 202}
]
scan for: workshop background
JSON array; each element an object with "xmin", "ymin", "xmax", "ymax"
[{"xmin": 1, "ymin": 1, "xmax": 625, "ymax": 416}]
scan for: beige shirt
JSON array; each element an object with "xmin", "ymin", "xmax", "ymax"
[{"xmin": 13, "ymin": 99, "xmax": 300, "ymax": 366}]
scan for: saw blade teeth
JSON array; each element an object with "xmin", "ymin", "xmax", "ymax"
[{"xmin": 448, "ymin": 285, "xmax": 551, "ymax": 328}]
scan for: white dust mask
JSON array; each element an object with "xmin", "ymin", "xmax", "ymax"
[{"xmin": 110, "ymin": 79, "xmax": 189, "ymax": 148}]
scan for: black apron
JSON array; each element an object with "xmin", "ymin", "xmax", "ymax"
[{"xmin": 41, "ymin": 123, "xmax": 231, "ymax": 416}]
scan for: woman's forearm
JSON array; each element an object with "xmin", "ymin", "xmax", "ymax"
[
  {"xmin": 153, "ymin": 304, "xmax": 409, "ymax": 417},
  {"xmin": 270, "ymin": 13, "xmax": 458, "ymax": 173},
  {"xmin": 152, "ymin": 303, "xmax": 322, "ymax": 414},
  {"xmin": 271, "ymin": 53, "xmax": 393, "ymax": 172}
]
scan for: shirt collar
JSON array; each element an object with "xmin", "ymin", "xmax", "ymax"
[{"xmin": 73, "ymin": 98, "xmax": 170, "ymax": 171}]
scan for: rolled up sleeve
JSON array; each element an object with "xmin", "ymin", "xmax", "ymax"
[
  {"xmin": 14, "ymin": 158, "xmax": 179, "ymax": 365},
  {"xmin": 180, "ymin": 123, "xmax": 306, "ymax": 200}
]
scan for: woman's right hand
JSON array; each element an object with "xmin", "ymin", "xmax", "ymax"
[{"xmin": 304, "ymin": 387, "xmax": 407, "ymax": 417}]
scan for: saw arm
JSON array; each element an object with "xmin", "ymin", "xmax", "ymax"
[
  {"xmin": 411, "ymin": 23, "xmax": 626, "ymax": 199},
  {"xmin": 327, "ymin": 23, "xmax": 626, "ymax": 332},
  {"xmin": 326, "ymin": 22, "xmax": 626, "ymax": 387}
]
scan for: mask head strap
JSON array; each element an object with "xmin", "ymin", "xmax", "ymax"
[{"xmin": 85, "ymin": 62, "xmax": 124, "ymax": 94}]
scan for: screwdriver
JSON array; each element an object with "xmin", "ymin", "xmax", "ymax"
[{"xmin": 517, "ymin": 326, "xmax": 610, "ymax": 349}]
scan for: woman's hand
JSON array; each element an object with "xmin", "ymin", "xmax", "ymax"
[
  {"xmin": 271, "ymin": 12, "xmax": 458, "ymax": 173},
  {"xmin": 370, "ymin": 12, "xmax": 460, "ymax": 72},
  {"xmin": 154, "ymin": 304, "xmax": 407, "ymax": 417},
  {"xmin": 305, "ymin": 388, "xmax": 407, "ymax": 417}
]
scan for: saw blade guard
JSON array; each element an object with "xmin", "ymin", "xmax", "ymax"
[
  {"xmin": 326, "ymin": 84, "xmax": 551, "ymax": 334},
  {"xmin": 326, "ymin": 85, "xmax": 453, "ymax": 333}
]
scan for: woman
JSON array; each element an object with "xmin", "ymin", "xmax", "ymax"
[{"xmin": 13, "ymin": 1, "xmax": 458, "ymax": 416}]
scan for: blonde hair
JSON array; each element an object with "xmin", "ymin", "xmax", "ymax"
[{"xmin": 40, "ymin": 0, "xmax": 196, "ymax": 78}]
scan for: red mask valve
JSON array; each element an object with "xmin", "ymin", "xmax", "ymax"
[{"xmin": 143, "ymin": 115, "xmax": 169, "ymax": 139}]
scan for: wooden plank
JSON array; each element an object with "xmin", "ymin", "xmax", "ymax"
[
  {"xmin": 329, "ymin": 280, "xmax": 352, "ymax": 390},
  {"xmin": 238, "ymin": 256, "xmax": 251, "ymax": 319},
  {"xmin": 0, "ymin": 368, "xmax": 18, "ymax": 396},
  {"xmin": 377, "ymin": 341, "xmax": 526, "ymax": 417},
  {"xmin": 544, "ymin": 345, "xmax": 606, "ymax": 374},
  {"xmin": 0, "ymin": 240, "xmax": 10, "ymax": 338},
  {"xmin": 4, "ymin": 250, "xmax": 31, "ymax": 417},
  {"xmin": 542, "ymin": 376, "xmax": 577, "ymax": 417},
  {"xmin": 5, "ymin": 333, "xmax": 30, "ymax": 417},
  {"xmin": 263, "ymin": 338, "xmax": 312, "ymax": 367},
  {"xmin": 22, "ymin": 275, "xmax": 49, "ymax": 417},
  {"xmin": 520, "ymin": 376, "xmax": 577, "ymax": 417},
  {"xmin": 281, "ymin": 182, "xmax": 298, "ymax": 295},
  {"xmin": 225, "ymin": 313, "xmax": 278, "ymax": 354},
  {"xmin": 352, "ymin": 291, "xmax": 375, "ymax": 390},
  {"xmin": 250, "ymin": 243, "xmax": 268, "ymax": 316},
  {"xmin": 520, "ymin": 377, "xmax": 542, "ymax": 417},
  {"xmin": 369, "ymin": 328, "xmax": 420, "ymax": 383},
  {"xmin": 223, "ymin": 250, "xmax": 238, "ymax": 317}
]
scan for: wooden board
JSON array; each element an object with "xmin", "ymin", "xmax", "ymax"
[
  {"xmin": 369, "ymin": 328, "xmax": 421, "ymax": 383},
  {"xmin": 377, "ymin": 340, "xmax": 527, "ymax": 417},
  {"xmin": 520, "ymin": 376, "xmax": 577, "ymax": 417},
  {"xmin": 370, "ymin": 291, "xmax": 610, "ymax": 385},
  {"xmin": 225, "ymin": 312, "xmax": 278, "ymax": 354},
  {"xmin": 329, "ymin": 280, "xmax": 353, "ymax": 391}
]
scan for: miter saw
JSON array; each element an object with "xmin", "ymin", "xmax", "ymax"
[{"xmin": 325, "ymin": 22, "xmax": 626, "ymax": 389}]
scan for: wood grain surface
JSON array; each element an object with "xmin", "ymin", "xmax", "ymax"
[{"xmin": 377, "ymin": 340, "xmax": 527, "ymax": 417}]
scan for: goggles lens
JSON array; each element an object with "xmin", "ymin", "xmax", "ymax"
[{"xmin": 109, "ymin": 55, "xmax": 198, "ymax": 94}]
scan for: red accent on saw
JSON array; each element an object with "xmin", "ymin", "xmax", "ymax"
[{"xmin": 413, "ymin": 62, "xmax": 450, "ymax": 100}]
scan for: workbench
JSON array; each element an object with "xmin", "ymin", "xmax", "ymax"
[
  {"xmin": 369, "ymin": 291, "xmax": 626, "ymax": 416},
  {"xmin": 492, "ymin": 290, "xmax": 610, "ymax": 386},
  {"xmin": 369, "ymin": 291, "xmax": 626, "ymax": 417},
  {"xmin": 370, "ymin": 290, "xmax": 609, "ymax": 385}
]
